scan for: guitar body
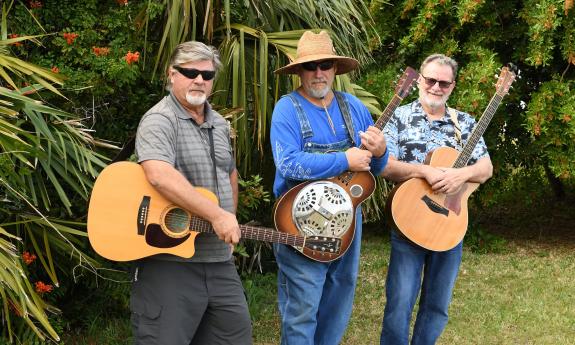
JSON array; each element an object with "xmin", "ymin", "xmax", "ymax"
[
  {"xmin": 274, "ymin": 171, "xmax": 375, "ymax": 262},
  {"xmin": 87, "ymin": 161, "xmax": 213, "ymax": 261},
  {"xmin": 89, "ymin": 162, "xmax": 345, "ymax": 262},
  {"xmin": 387, "ymin": 147, "xmax": 479, "ymax": 251}
]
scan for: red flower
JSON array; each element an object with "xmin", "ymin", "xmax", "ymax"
[
  {"xmin": 8, "ymin": 33, "xmax": 23, "ymax": 47},
  {"xmin": 124, "ymin": 51, "xmax": 140, "ymax": 65},
  {"xmin": 29, "ymin": 1, "xmax": 42, "ymax": 8},
  {"xmin": 22, "ymin": 251, "xmax": 37, "ymax": 265},
  {"xmin": 62, "ymin": 32, "xmax": 79, "ymax": 45},
  {"xmin": 51, "ymin": 66, "xmax": 59, "ymax": 73},
  {"xmin": 34, "ymin": 281, "xmax": 53, "ymax": 294},
  {"xmin": 117, "ymin": 0, "xmax": 128, "ymax": 5},
  {"xmin": 92, "ymin": 46, "xmax": 111, "ymax": 57}
]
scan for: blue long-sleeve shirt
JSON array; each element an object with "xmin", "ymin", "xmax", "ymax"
[{"xmin": 271, "ymin": 91, "xmax": 389, "ymax": 197}]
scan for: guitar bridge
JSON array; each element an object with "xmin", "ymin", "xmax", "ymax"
[
  {"xmin": 421, "ymin": 195, "xmax": 449, "ymax": 217},
  {"xmin": 137, "ymin": 196, "xmax": 151, "ymax": 235}
]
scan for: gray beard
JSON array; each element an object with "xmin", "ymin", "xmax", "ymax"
[
  {"xmin": 186, "ymin": 93, "xmax": 206, "ymax": 106},
  {"xmin": 308, "ymin": 86, "xmax": 330, "ymax": 99},
  {"xmin": 419, "ymin": 88, "xmax": 448, "ymax": 110}
]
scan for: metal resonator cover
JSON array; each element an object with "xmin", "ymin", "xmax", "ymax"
[{"xmin": 292, "ymin": 181, "xmax": 354, "ymax": 237}]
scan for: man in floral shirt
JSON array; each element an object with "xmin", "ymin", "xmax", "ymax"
[{"xmin": 379, "ymin": 54, "xmax": 493, "ymax": 345}]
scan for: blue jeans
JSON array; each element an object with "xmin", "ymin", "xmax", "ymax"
[
  {"xmin": 380, "ymin": 230, "xmax": 462, "ymax": 345},
  {"xmin": 274, "ymin": 212, "xmax": 362, "ymax": 345}
]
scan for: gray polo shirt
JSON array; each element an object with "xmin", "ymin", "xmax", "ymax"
[{"xmin": 135, "ymin": 92, "xmax": 235, "ymax": 262}]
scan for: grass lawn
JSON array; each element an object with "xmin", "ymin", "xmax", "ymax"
[
  {"xmin": 252, "ymin": 198, "xmax": 575, "ymax": 344},
  {"xmin": 62, "ymin": 199, "xmax": 575, "ymax": 344}
]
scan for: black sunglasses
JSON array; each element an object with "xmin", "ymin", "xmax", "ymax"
[
  {"xmin": 301, "ymin": 60, "xmax": 335, "ymax": 72},
  {"xmin": 421, "ymin": 75, "xmax": 453, "ymax": 89},
  {"xmin": 173, "ymin": 66, "xmax": 216, "ymax": 81}
]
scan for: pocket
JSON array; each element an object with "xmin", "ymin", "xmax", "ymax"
[
  {"xmin": 130, "ymin": 293, "xmax": 163, "ymax": 340},
  {"xmin": 303, "ymin": 138, "xmax": 351, "ymax": 153}
]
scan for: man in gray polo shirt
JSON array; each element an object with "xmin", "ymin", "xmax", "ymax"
[{"xmin": 132, "ymin": 41, "xmax": 252, "ymax": 345}]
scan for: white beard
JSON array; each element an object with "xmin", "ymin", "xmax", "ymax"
[
  {"xmin": 186, "ymin": 93, "xmax": 206, "ymax": 106},
  {"xmin": 308, "ymin": 84, "xmax": 330, "ymax": 99},
  {"xmin": 419, "ymin": 88, "xmax": 449, "ymax": 110}
]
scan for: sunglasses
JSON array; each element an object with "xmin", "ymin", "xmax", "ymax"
[
  {"xmin": 301, "ymin": 60, "xmax": 335, "ymax": 72},
  {"xmin": 421, "ymin": 75, "xmax": 453, "ymax": 89},
  {"xmin": 173, "ymin": 66, "xmax": 216, "ymax": 81}
]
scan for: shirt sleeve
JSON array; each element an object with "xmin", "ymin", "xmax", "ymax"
[
  {"xmin": 383, "ymin": 109, "xmax": 399, "ymax": 158},
  {"xmin": 270, "ymin": 98, "xmax": 349, "ymax": 181},
  {"xmin": 135, "ymin": 112, "xmax": 177, "ymax": 165}
]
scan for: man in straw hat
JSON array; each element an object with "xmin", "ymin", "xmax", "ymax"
[{"xmin": 270, "ymin": 30, "xmax": 389, "ymax": 344}]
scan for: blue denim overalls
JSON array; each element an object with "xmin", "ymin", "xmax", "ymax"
[{"xmin": 274, "ymin": 91, "xmax": 364, "ymax": 345}]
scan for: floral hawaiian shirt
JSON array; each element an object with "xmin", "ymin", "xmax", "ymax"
[{"xmin": 383, "ymin": 100, "xmax": 489, "ymax": 165}]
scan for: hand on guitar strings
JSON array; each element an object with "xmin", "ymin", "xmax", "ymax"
[
  {"xmin": 428, "ymin": 167, "xmax": 468, "ymax": 195},
  {"xmin": 359, "ymin": 126, "xmax": 387, "ymax": 158},
  {"xmin": 211, "ymin": 209, "xmax": 241, "ymax": 244},
  {"xmin": 345, "ymin": 147, "xmax": 373, "ymax": 171}
]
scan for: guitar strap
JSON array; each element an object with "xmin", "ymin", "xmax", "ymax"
[
  {"xmin": 448, "ymin": 107, "xmax": 462, "ymax": 145},
  {"xmin": 207, "ymin": 128, "xmax": 220, "ymax": 198}
]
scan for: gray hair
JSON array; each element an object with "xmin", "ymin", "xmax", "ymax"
[
  {"xmin": 420, "ymin": 54, "xmax": 458, "ymax": 80},
  {"xmin": 166, "ymin": 41, "xmax": 223, "ymax": 90}
]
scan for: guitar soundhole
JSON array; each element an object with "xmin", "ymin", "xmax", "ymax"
[
  {"xmin": 145, "ymin": 224, "xmax": 190, "ymax": 248},
  {"xmin": 164, "ymin": 207, "xmax": 190, "ymax": 237}
]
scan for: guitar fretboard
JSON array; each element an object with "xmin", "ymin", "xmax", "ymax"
[
  {"xmin": 453, "ymin": 93, "xmax": 503, "ymax": 168},
  {"xmin": 358, "ymin": 94, "xmax": 403, "ymax": 151},
  {"xmin": 189, "ymin": 217, "xmax": 305, "ymax": 246}
]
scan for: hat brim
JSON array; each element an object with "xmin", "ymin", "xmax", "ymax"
[{"xmin": 274, "ymin": 54, "xmax": 359, "ymax": 75}]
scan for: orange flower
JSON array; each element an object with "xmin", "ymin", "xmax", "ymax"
[
  {"xmin": 62, "ymin": 32, "xmax": 79, "ymax": 45},
  {"xmin": 92, "ymin": 46, "xmax": 111, "ymax": 57},
  {"xmin": 8, "ymin": 33, "xmax": 23, "ymax": 47},
  {"xmin": 117, "ymin": 0, "xmax": 128, "ymax": 5},
  {"xmin": 29, "ymin": 1, "xmax": 42, "ymax": 8},
  {"xmin": 22, "ymin": 251, "xmax": 37, "ymax": 265},
  {"xmin": 51, "ymin": 66, "xmax": 59, "ymax": 73},
  {"xmin": 124, "ymin": 51, "xmax": 140, "ymax": 65},
  {"xmin": 34, "ymin": 281, "xmax": 53, "ymax": 294}
]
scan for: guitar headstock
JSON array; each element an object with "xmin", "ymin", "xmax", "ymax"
[
  {"xmin": 304, "ymin": 236, "xmax": 341, "ymax": 254},
  {"xmin": 495, "ymin": 63, "xmax": 518, "ymax": 97},
  {"xmin": 395, "ymin": 66, "xmax": 419, "ymax": 99}
]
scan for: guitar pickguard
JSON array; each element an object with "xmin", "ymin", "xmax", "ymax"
[{"xmin": 145, "ymin": 223, "xmax": 190, "ymax": 248}]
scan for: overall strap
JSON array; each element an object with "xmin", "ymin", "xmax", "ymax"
[
  {"xmin": 448, "ymin": 107, "xmax": 462, "ymax": 145},
  {"xmin": 284, "ymin": 94, "xmax": 314, "ymax": 139},
  {"xmin": 333, "ymin": 91, "xmax": 357, "ymax": 146}
]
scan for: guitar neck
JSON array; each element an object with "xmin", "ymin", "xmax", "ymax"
[
  {"xmin": 453, "ymin": 93, "xmax": 503, "ymax": 168},
  {"xmin": 189, "ymin": 217, "xmax": 305, "ymax": 246},
  {"xmin": 359, "ymin": 94, "xmax": 403, "ymax": 150}
]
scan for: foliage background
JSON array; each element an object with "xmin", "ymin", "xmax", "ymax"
[{"xmin": 1, "ymin": 0, "xmax": 573, "ymax": 342}]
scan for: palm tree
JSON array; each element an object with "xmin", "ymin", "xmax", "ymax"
[
  {"xmin": 142, "ymin": 0, "xmax": 389, "ymax": 217},
  {"xmin": 0, "ymin": 5, "xmax": 107, "ymax": 341}
]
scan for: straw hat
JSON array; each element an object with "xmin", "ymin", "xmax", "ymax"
[{"xmin": 274, "ymin": 30, "xmax": 359, "ymax": 75}]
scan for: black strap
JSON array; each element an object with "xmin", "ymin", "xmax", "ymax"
[
  {"xmin": 207, "ymin": 128, "xmax": 220, "ymax": 198},
  {"xmin": 111, "ymin": 135, "xmax": 136, "ymax": 163}
]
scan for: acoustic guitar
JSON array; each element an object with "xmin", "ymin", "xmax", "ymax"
[
  {"xmin": 273, "ymin": 67, "xmax": 419, "ymax": 262},
  {"xmin": 87, "ymin": 161, "xmax": 341, "ymax": 262},
  {"xmin": 387, "ymin": 65, "xmax": 517, "ymax": 251}
]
